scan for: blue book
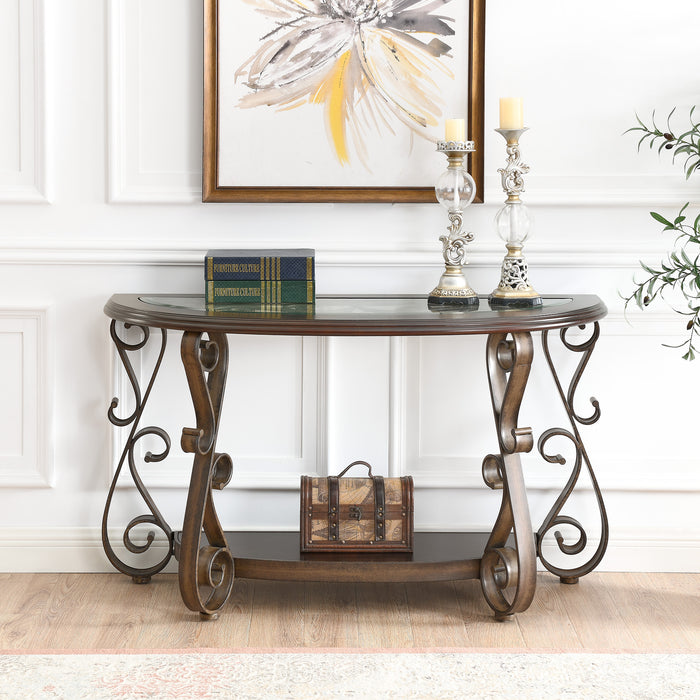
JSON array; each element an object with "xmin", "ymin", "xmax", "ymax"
[{"xmin": 205, "ymin": 248, "xmax": 315, "ymax": 281}]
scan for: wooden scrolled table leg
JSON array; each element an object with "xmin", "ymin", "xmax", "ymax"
[
  {"xmin": 178, "ymin": 331, "xmax": 234, "ymax": 619},
  {"xmin": 481, "ymin": 332, "xmax": 537, "ymax": 619}
]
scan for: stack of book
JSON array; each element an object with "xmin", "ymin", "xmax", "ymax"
[{"xmin": 205, "ymin": 248, "xmax": 315, "ymax": 311}]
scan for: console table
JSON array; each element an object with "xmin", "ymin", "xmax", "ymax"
[{"xmin": 103, "ymin": 294, "xmax": 608, "ymax": 620}]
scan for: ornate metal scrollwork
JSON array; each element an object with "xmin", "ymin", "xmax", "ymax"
[
  {"xmin": 480, "ymin": 332, "xmax": 537, "ymax": 618},
  {"xmin": 440, "ymin": 212, "xmax": 474, "ymax": 267},
  {"xmin": 537, "ymin": 323, "xmax": 608, "ymax": 583},
  {"xmin": 178, "ymin": 331, "xmax": 234, "ymax": 619},
  {"xmin": 498, "ymin": 142, "xmax": 530, "ymax": 197},
  {"xmin": 102, "ymin": 321, "xmax": 174, "ymax": 583},
  {"xmin": 498, "ymin": 255, "xmax": 530, "ymax": 292}
]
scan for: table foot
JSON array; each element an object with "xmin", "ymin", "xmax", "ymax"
[
  {"xmin": 102, "ymin": 321, "xmax": 174, "ymax": 582},
  {"xmin": 536, "ymin": 324, "xmax": 608, "ymax": 582},
  {"xmin": 200, "ymin": 611, "xmax": 219, "ymax": 621},
  {"xmin": 481, "ymin": 333, "xmax": 537, "ymax": 618},
  {"xmin": 178, "ymin": 331, "xmax": 235, "ymax": 618},
  {"xmin": 131, "ymin": 575, "xmax": 151, "ymax": 585}
]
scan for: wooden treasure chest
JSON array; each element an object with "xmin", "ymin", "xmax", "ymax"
[{"xmin": 300, "ymin": 461, "xmax": 413, "ymax": 553}]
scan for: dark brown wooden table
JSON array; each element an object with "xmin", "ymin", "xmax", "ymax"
[{"xmin": 103, "ymin": 294, "xmax": 608, "ymax": 620}]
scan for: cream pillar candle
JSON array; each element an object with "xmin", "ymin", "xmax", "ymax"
[
  {"xmin": 499, "ymin": 98, "xmax": 524, "ymax": 129},
  {"xmin": 445, "ymin": 118, "xmax": 465, "ymax": 141}
]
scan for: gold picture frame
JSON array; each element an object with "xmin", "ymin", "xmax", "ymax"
[{"xmin": 203, "ymin": 0, "xmax": 485, "ymax": 203}]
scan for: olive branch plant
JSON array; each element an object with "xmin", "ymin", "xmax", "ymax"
[{"xmin": 624, "ymin": 107, "xmax": 700, "ymax": 359}]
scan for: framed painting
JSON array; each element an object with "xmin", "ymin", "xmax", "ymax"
[{"xmin": 203, "ymin": 0, "xmax": 485, "ymax": 203}]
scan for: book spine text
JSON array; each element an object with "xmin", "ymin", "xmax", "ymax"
[{"xmin": 206, "ymin": 280, "xmax": 315, "ymax": 304}]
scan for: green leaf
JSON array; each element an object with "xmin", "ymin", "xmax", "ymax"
[
  {"xmin": 663, "ymin": 339, "xmax": 690, "ymax": 349},
  {"xmin": 639, "ymin": 261, "xmax": 658, "ymax": 275},
  {"xmin": 647, "ymin": 277, "xmax": 658, "ymax": 298},
  {"xmin": 666, "ymin": 106, "xmax": 677, "ymax": 127},
  {"xmin": 633, "ymin": 286, "xmax": 644, "ymax": 308},
  {"xmin": 650, "ymin": 211, "xmax": 674, "ymax": 227},
  {"xmin": 651, "ymin": 109, "xmax": 659, "ymax": 131},
  {"xmin": 637, "ymin": 132, "xmax": 653, "ymax": 152}
]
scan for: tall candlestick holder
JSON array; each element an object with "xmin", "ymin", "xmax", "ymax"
[
  {"xmin": 489, "ymin": 128, "xmax": 542, "ymax": 307},
  {"xmin": 428, "ymin": 139, "xmax": 479, "ymax": 309}
]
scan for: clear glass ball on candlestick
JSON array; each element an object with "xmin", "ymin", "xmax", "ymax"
[
  {"xmin": 435, "ymin": 167, "xmax": 476, "ymax": 212},
  {"xmin": 494, "ymin": 200, "xmax": 532, "ymax": 247}
]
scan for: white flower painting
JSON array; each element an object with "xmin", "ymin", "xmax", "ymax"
[
  {"xmin": 206, "ymin": 0, "xmax": 480, "ymax": 200},
  {"xmin": 235, "ymin": 0, "xmax": 457, "ymax": 167}
]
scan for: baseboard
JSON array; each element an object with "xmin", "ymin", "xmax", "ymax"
[{"xmin": 0, "ymin": 527, "xmax": 697, "ymax": 574}]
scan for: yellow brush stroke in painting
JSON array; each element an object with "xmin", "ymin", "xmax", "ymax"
[
  {"xmin": 360, "ymin": 27, "xmax": 453, "ymax": 129},
  {"xmin": 312, "ymin": 50, "xmax": 352, "ymax": 165}
]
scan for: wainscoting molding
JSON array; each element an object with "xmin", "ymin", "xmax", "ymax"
[
  {"xmin": 106, "ymin": 0, "xmax": 200, "ymax": 203},
  {"xmin": 0, "ymin": 0, "xmax": 49, "ymax": 203},
  {"xmin": 0, "ymin": 526, "xmax": 696, "ymax": 573},
  {"xmin": 0, "ymin": 240, "xmax": 672, "ymax": 270},
  {"xmin": 0, "ymin": 306, "xmax": 53, "ymax": 487}
]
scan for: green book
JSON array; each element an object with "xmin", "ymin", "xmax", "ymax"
[
  {"xmin": 205, "ymin": 249, "xmax": 315, "ymax": 281},
  {"xmin": 206, "ymin": 303, "xmax": 315, "ymax": 318},
  {"xmin": 206, "ymin": 280, "xmax": 315, "ymax": 305}
]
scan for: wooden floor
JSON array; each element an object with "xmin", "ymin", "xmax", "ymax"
[{"xmin": 0, "ymin": 572, "xmax": 697, "ymax": 651}]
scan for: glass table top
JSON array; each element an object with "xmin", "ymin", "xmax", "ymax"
[
  {"xmin": 139, "ymin": 294, "xmax": 572, "ymax": 318},
  {"xmin": 104, "ymin": 294, "xmax": 606, "ymax": 336}
]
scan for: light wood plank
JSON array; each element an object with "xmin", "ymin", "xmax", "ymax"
[
  {"xmin": 556, "ymin": 573, "xmax": 638, "ymax": 650},
  {"xmin": 453, "ymin": 579, "xmax": 526, "ymax": 648},
  {"xmin": 356, "ymin": 583, "xmax": 413, "ymax": 647},
  {"xmin": 0, "ymin": 573, "xmax": 36, "ymax": 615},
  {"xmin": 247, "ymin": 581, "xmax": 305, "ymax": 647},
  {"xmin": 114, "ymin": 576, "xmax": 254, "ymax": 649},
  {"xmin": 0, "ymin": 574, "xmax": 47, "ymax": 649},
  {"xmin": 658, "ymin": 573, "xmax": 700, "ymax": 648},
  {"xmin": 0, "ymin": 573, "xmax": 698, "ymax": 651},
  {"xmin": 26, "ymin": 574, "xmax": 105, "ymax": 650},
  {"xmin": 1, "ymin": 574, "xmax": 101, "ymax": 650},
  {"xmin": 91, "ymin": 575, "xmax": 159, "ymax": 649},
  {"xmin": 304, "ymin": 582, "xmax": 358, "ymax": 647},
  {"xmin": 515, "ymin": 574, "xmax": 583, "ymax": 649},
  {"xmin": 405, "ymin": 582, "xmax": 470, "ymax": 647},
  {"xmin": 613, "ymin": 572, "xmax": 697, "ymax": 650}
]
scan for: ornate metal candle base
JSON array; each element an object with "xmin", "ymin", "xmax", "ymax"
[
  {"xmin": 429, "ymin": 140, "xmax": 479, "ymax": 310},
  {"xmin": 428, "ymin": 264, "xmax": 479, "ymax": 308},
  {"xmin": 489, "ymin": 128, "xmax": 541, "ymax": 308},
  {"xmin": 489, "ymin": 245, "xmax": 542, "ymax": 308}
]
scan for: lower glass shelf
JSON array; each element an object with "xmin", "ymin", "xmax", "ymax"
[{"xmin": 175, "ymin": 531, "xmax": 499, "ymax": 583}]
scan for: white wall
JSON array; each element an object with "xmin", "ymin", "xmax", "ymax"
[{"xmin": 0, "ymin": 0, "xmax": 698, "ymax": 574}]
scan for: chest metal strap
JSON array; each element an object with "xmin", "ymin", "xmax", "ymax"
[
  {"xmin": 328, "ymin": 476, "xmax": 340, "ymax": 541},
  {"xmin": 373, "ymin": 475, "xmax": 385, "ymax": 541}
]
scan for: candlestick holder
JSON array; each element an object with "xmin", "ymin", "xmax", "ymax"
[
  {"xmin": 489, "ymin": 128, "xmax": 542, "ymax": 308},
  {"xmin": 428, "ymin": 140, "xmax": 479, "ymax": 309}
]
